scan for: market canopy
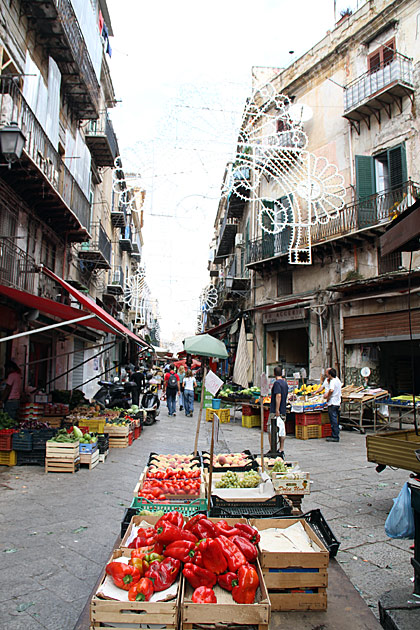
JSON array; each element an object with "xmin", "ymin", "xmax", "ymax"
[{"xmin": 183, "ymin": 333, "xmax": 228, "ymax": 359}]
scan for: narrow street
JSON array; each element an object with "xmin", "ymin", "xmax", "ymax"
[{"xmin": 0, "ymin": 407, "xmax": 413, "ymax": 630}]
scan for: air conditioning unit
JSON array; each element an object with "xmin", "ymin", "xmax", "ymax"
[{"xmin": 235, "ymin": 233, "xmax": 243, "ymax": 247}]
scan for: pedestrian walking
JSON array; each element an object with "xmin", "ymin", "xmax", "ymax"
[
  {"xmin": 131, "ymin": 365, "xmax": 145, "ymax": 407},
  {"xmin": 324, "ymin": 367, "xmax": 342, "ymax": 442},
  {"xmin": 178, "ymin": 365, "xmax": 186, "ymax": 410},
  {"xmin": 163, "ymin": 364, "xmax": 180, "ymax": 416},
  {"xmin": 1, "ymin": 360, "xmax": 22, "ymax": 420},
  {"xmin": 183, "ymin": 369, "xmax": 197, "ymax": 417},
  {"xmin": 268, "ymin": 365, "xmax": 288, "ymax": 459}
]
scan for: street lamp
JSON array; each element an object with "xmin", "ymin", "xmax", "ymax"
[{"xmin": 0, "ymin": 122, "xmax": 26, "ymax": 167}]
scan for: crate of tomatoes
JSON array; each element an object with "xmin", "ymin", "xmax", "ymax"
[{"xmin": 134, "ymin": 465, "xmax": 204, "ymax": 502}]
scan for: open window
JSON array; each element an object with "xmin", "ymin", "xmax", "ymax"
[
  {"xmin": 355, "ymin": 143, "xmax": 407, "ymax": 200},
  {"xmin": 368, "ymin": 39, "xmax": 395, "ymax": 73}
]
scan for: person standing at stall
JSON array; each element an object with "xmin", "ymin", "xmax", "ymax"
[
  {"xmin": 163, "ymin": 364, "xmax": 180, "ymax": 417},
  {"xmin": 131, "ymin": 365, "xmax": 145, "ymax": 407},
  {"xmin": 324, "ymin": 367, "xmax": 342, "ymax": 442},
  {"xmin": 183, "ymin": 369, "xmax": 197, "ymax": 417},
  {"xmin": 269, "ymin": 365, "xmax": 288, "ymax": 459},
  {"xmin": 1, "ymin": 360, "xmax": 22, "ymax": 421}
]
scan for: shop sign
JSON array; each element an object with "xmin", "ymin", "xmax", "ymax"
[{"xmin": 262, "ymin": 307, "xmax": 306, "ymax": 325}]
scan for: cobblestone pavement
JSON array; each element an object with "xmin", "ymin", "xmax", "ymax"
[{"xmin": 0, "ymin": 403, "xmax": 414, "ymax": 629}]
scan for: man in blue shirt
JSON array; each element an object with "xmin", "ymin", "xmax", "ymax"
[{"xmin": 269, "ymin": 365, "xmax": 289, "ymax": 459}]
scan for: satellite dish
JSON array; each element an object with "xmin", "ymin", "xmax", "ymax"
[
  {"xmin": 361, "ymin": 367, "xmax": 371, "ymax": 378},
  {"xmin": 289, "ymin": 103, "xmax": 313, "ymax": 123}
]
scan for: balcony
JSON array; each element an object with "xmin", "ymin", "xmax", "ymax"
[
  {"xmin": 343, "ymin": 53, "xmax": 414, "ymax": 128},
  {"xmin": 85, "ymin": 111, "xmax": 119, "ymax": 166},
  {"xmin": 214, "ymin": 215, "xmax": 238, "ymax": 263},
  {"xmin": 131, "ymin": 233, "xmax": 142, "ymax": 260},
  {"xmin": 106, "ymin": 266, "xmax": 125, "ymax": 296},
  {"xmin": 77, "ymin": 223, "xmax": 111, "ymax": 270},
  {"xmin": 0, "ymin": 77, "xmax": 90, "ymax": 242},
  {"xmin": 119, "ymin": 226, "xmax": 133, "ymax": 252},
  {"xmin": 111, "ymin": 204, "xmax": 127, "ymax": 228},
  {"xmin": 0, "ymin": 239, "xmax": 36, "ymax": 293},
  {"xmin": 246, "ymin": 182, "xmax": 420, "ymax": 268},
  {"xmin": 21, "ymin": 0, "xmax": 100, "ymax": 119}
]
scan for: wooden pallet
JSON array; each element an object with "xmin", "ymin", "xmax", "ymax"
[
  {"xmin": 250, "ymin": 517, "xmax": 328, "ymax": 611},
  {"xmin": 45, "ymin": 457, "xmax": 80, "ymax": 474},
  {"xmin": 181, "ymin": 559, "xmax": 270, "ymax": 630},
  {"xmin": 90, "ymin": 549, "xmax": 180, "ymax": 629},
  {"xmin": 80, "ymin": 449, "xmax": 100, "ymax": 470},
  {"xmin": 98, "ymin": 449, "xmax": 109, "ymax": 463}
]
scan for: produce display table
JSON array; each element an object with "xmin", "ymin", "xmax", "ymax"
[
  {"xmin": 373, "ymin": 399, "xmax": 420, "ymax": 431},
  {"xmin": 340, "ymin": 386, "xmax": 389, "ymax": 434},
  {"xmin": 73, "ymin": 557, "xmax": 381, "ymax": 630}
]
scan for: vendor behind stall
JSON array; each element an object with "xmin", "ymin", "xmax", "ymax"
[
  {"xmin": 1, "ymin": 360, "xmax": 22, "ymax": 420},
  {"xmin": 269, "ymin": 365, "xmax": 288, "ymax": 459}
]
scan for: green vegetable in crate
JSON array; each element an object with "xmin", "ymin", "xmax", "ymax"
[
  {"xmin": 49, "ymin": 428, "xmax": 79, "ymax": 443},
  {"xmin": 271, "ymin": 458, "xmax": 287, "ymax": 473},
  {"xmin": 0, "ymin": 411, "xmax": 15, "ymax": 429},
  {"xmin": 215, "ymin": 470, "xmax": 260, "ymax": 489},
  {"xmin": 73, "ymin": 425, "xmax": 83, "ymax": 439}
]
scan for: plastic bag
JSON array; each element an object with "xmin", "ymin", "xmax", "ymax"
[{"xmin": 384, "ymin": 482, "xmax": 415, "ymax": 539}]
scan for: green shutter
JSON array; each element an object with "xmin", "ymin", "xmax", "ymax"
[
  {"xmin": 356, "ymin": 155, "xmax": 375, "ymax": 201},
  {"xmin": 387, "ymin": 144, "xmax": 407, "ymax": 190}
]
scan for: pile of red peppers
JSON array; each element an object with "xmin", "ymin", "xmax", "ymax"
[{"xmin": 105, "ymin": 511, "xmax": 261, "ymax": 605}]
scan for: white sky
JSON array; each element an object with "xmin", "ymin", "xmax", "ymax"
[{"xmin": 106, "ymin": 0, "xmax": 365, "ymax": 348}]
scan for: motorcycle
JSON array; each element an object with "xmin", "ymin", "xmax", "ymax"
[
  {"xmin": 93, "ymin": 378, "xmax": 136, "ymax": 409},
  {"xmin": 141, "ymin": 383, "xmax": 160, "ymax": 426}
]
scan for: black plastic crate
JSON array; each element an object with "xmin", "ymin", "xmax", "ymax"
[
  {"xmin": 32, "ymin": 429, "xmax": 57, "ymax": 450},
  {"xmin": 17, "ymin": 450, "xmax": 45, "ymax": 466},
  {"xmin": 209, "ymin": 494, "xmax": 292, "ymax": 518},
  {"xmin": 300, "ymin": 509, "xmax": 340, "ymax": 558},
  {"xmin": 202, "ymin": 448, "xmax": 258, "ymax": 472},
  {"xmin": 12, "ymin": 430, "xmax": 33, "ymax": 451},
  {"xmin": 147, "ymin": 451, "xmax": 201, "ymax": 467},
  {"xmin": 121, "ymin": 507, "xmax": 139, "ymax": 538}
]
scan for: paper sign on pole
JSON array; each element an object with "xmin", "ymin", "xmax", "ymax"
[
  {"xmin": 205, "ymin": 370, "xmax": 224, "ymax": 397},
  {"xmin": 260, "ymin": 373, "xmax": 270, "ymax": 397}
]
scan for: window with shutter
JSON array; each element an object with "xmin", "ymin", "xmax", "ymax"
[
  {"xmin": 387, "ymin": 144, "xmax": 407, "ymax": 190},
  {"xmin": 355, "ymin": 155, "xmax": 375, "ymax": 201},
  {"xmin": 368, "ymin": 38, "xmax": 395, "ymax": 73},
  {"xmin": 72, "ymin": 339, "xmax": 85, "ymax": 389}
]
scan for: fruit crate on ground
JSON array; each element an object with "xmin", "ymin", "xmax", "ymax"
[
  {"xmin": 32, "ymin": 429, "xmax": 57, "ymax": 450},
  {"xmin": 242, "ymin": 403, "xmax": 260, "ymax": 416},
  {"xmin": 242, "ymin": 414, "xmax": 261, "ymax": 428},
  {"xmin": 133, "ymin": 425, "xmax": 141, "ymax": 439},
  {"xmin": 0, "ymin": 429, "xmax": 16, "ymax": 451},
  {"xmin": 250, "ymin": 517, "xmax": 329, "ymax": 611},
  {"xmin": 210, "ymin": 494, "xmax": 292, "ymax": 518},
  {"xmin": 0, "ymin": 450, "xmax": 17, "ymax": 466},
  {"xmin": 80, "ymin": 448, "xmax": 100, "ymax": 470},
  {"xmin": 90, "ymin": 548, "xmax": 180, "ymax": 630},
  {"xmin": 79, "ymin": 442, "xmax": 98, "ymax": 454},
  {"xmin": 17, "ymin": 450, "xmax": 45, "ymax": 466},
  {"xmin": 295, "ymin": 412, "xmax": 322, "ymax": 426},
  {"xmin": 321, "ymin": 423, "xmax": 332, "ymax": 437},
  {"xmin": 321, "ymin": 411, "xmax": 330, "ymax": 424},
  {"xmin": 45, "ymin": 457, "xmax": 80, "ymax": 473},
  {"xmin": 295, "ymin": 424, "xmax": 322, "ymax": 440},
  {"xmin": 45, "ymin": 440, "xmax": 80, "ymax": 473},
  {"xmin": 272, "ymin": 471, "xmax": 310, "ymax": 495},
  {"xmin": 131, "ymin": 496, "xmax": 208, "ymax": 515},
  {"xmin": 205, "ymin": 408, "xmax": 230, "ymax": 423},
  {"xmin": 98, "ymin": 449, "xmax": 109, "ymax": 463},
  {"xmin": 181, "ymin": 558, "xmax": 270, "ymax": 630}
]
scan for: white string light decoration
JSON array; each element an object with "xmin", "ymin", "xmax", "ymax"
[
  {"xmin": 224, "ymin": 83, "xmax": 346, "ymax": 264},
  {"xmin": 124, "ymin": 269, "xmax": 146, "ymax": 324},
  {"xmin": 196, "ymin": 284, "xmax": 218, "ymax": 333}
]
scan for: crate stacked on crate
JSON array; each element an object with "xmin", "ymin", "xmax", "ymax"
[
  {"xmin": 250, "ymin": 517, "xmax": 329, "ymax": 611},
  {"xmin": 106, "ymin": 423, "xmax": 131, "ymax": 448},
  {"xmin": 45, "ymin": 439, "xmax": 80, "ymax": 473},
  {"xmin": 241, "ymin": 403, "xmax": 261, "ymax": 429},
  {"xmin": 0, "ymin": 429, "xmax": 17, "ymax": 466},
  {"xmin": 97, "ymin": 433, "xmax": 109, "ymax": 462},
  {"xmin": 79, "ymin": 438, "xmax": 100, "ymax": 470},
  {"xmin": 18, "ymin": 403, "xmax": 43, "ymax": 423},
  {"xmin": 295, "ymin": 412, "xmax": 323, "ymax": 440},
  {"xmin": 16, "ymin": 428, "xmax": 57, "ymax": 466}
]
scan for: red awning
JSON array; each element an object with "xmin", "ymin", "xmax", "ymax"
[{"xmin": 40, "ymin": 267, "xmax": 150, "ymax": 348}]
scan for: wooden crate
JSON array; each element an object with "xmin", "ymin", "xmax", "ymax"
[
  {"xmin": 106, "ymin": 424, "xmax": 130, "ymax": 436},
  {"xmin": 41, "ymin": 416, "xmax": 63, "ymax": 428},
  {"xmin": 90, "ymin": 549, "xmax": 180, "ymax": 629},
  {"xmin": 46, "ymin": 440, "xmax": 79, "ymax": 459},
  {"xmin": 80, "ymin": 449, "xmax": 100, "ymax": 470},
  {"xmin": 120, "ymin": 513, "xmax": 162, "ymax": 547},
  {"xmin": 45, "ymin": 457, "xmax": 80, "ymax": 473},
  {"xmin": 249, "ymin": 517, "xmax": 328, "ymax": 611},
  {"xmin": 271, "ymin": 471, "xmax": 310, "ymax": 495},
  {"xmin": 98, "ymin": 449, "xmax": 109, "ymax": 463},
  {"xmin": 181, "ymin": 558, "xmax": 270, "ymax": 630},
  {"xmin": 109, "ymin": 435, "xmax": 129, "ymax": 448}
]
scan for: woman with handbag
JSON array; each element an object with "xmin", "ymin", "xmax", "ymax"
[{"xmin": 183, "ymin": 369, "xmax": 197, "ymax": 417}]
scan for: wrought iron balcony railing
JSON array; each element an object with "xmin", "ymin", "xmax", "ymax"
[
  {"xmin": 0, "ymin": 239, "xmax": 36, "ymax": 293},
  {"xmin": 120, "ymin": 225, "xmax": 133, "ymax": 252},
  {"xmin": 77, "ymin": 222, "xmax": 111, "ymax": 269},
  {"xmin": 107, "ymin": 266, "xmax": 125, "ymax": 295},
  {"xmin": 246, "ymin": 181, "xmax": 420, "ymax": 266},
  {"xmin": 85, "ymin": 111, "xmax": 119, "ymax": 166},
  {"xmin": 344, "ymin": 52, "xmax": 414, "ymax": 118},
  {"xmin": 0, "ymin": 76, "xmax": 91, "ymax": 237}
]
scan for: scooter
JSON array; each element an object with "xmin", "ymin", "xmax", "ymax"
[
  {"xmin": 141, "ymin": 383, "xmax": 160, "ymax": 426},
  {"xmin": 93, "ymin": 379, "xmax": 135, "ymax": 409}
]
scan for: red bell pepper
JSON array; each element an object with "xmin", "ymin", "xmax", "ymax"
[
  {"xmin": 184, "ymin": 513, "xmax": 206, "ymax": 532},
  {"xmin": 153, "ymin": 541, "xmax": 165, "ymax": 555},
  {"xmin": 105, "ymin": 562, "xmax": 141, "ymax": 591},
  {"xmin": 128, "ymin": 527, "xmax": 156, "ymax": 548},
  {"xmin": 191, "ymin": 585, "xmax": 217, "ymax": 603},
  {"xmin": 217, "ymin": 572, "xmax": 239, "ymax": 592},
  {"xmin": 213, "ymin": 519, "xmax": 241, "ymax": 537},
  {"xmin": 155, "ymin": 510, "xmax": 184, "ymax": 530},
  {"xmin": 182, "ymin": 562, "xmax": 217, "ymax": 589},
  {"xmin": 191, "ymin": 517, "xmax": 217, "ymax": 540},
  {"xmin": 232, "ymin": 563, "xmax": 259, "ymax": 604},
  {"xmin": 128, "ymin": 577, "xmax": 154, "ymax": 601},
  {"xmin": 144, "ymin": 557, "xmax": 181, "ymax": 591},
  {"xmin": 155, "ymin": 521, "xmax": 198, "ymax": 545},
  {"xmin": 235, "ymin": 523, "xmax": 260, "ymax": 544},
  {"xmin": 163, "ymin": 540, "xmax": 196, "ymax": 563},
  {"xmin": 229, "ymin": 535, "xmax": 258, "ymax": 563},
  {"xmin": 190, "ymin": 549, "xmax": 205, "ymax": 567},
  {"xmin": 216, "ymin": 535, "xmax": 247, "ymax": 572},
  {"xmin": 199, "ymin": 538, "xmax": 228, "ymax": 575}
]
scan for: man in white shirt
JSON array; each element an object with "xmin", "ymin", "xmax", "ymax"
[{"xmin": 324, "ymin": 367, "xmax": 342, "ymax": 442}]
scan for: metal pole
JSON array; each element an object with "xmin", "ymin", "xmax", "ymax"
[
  {"xmin": 0, "ymin": 314, "xmax": 96, "ymax": 343},
  {"xmin": 194, "ymin": 365, "xmax": 207, "ymax": 456}
]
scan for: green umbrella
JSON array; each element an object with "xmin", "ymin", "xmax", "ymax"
[{"xmin": 183, "ymin": 334, "xmax": 228, "ymax": 359}]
